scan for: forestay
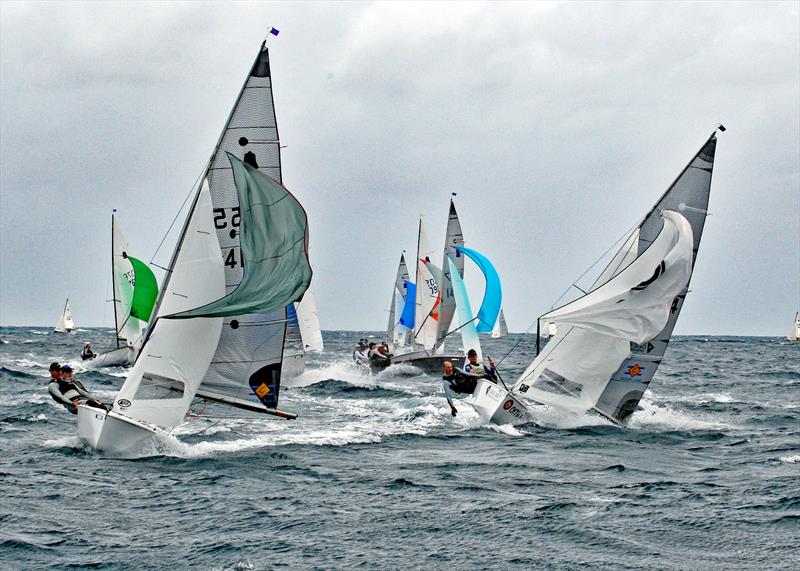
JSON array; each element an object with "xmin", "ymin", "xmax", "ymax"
[{"xmin": 512, "ymin": 210, "xmax": 694, "ymax": 416}]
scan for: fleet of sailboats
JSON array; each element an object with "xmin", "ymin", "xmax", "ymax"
[
  {"xmin": 43, "ymin": 30, "xmax": 748, "ymax": 450},
  {"xmin": 385, "ymin": 199, "xmax": 505, "ymax": 373}
]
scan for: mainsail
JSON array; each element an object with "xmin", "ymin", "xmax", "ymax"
[
  {"xmin": 413, "ymin": 220, "xmax": 441, "ymax": 351},
  {"xmin": 788, "ymin": 312, "xmax": 800, "ymax": 342},
  {"xmin": 387, "ymin": 254, "xmax": 412, "ymax": 347},
  {"xmin": 295, "ymin": 288, "xmax": 324, "ymax": 353},
  {"xmin": 54, "ymin": 298, "xmax": 74, "ymax": 333},
  {"xmin": 436, "ymin": 200, "xmax": 465, "ymax": 346},
  {"xmin": 513, "ymin": 131, "xmax": 721, "ymax": 422},
  {"xmin": 115, "ymin": 41, "xmax": 311, "ymax": 425},
  {"xmin": 491, "ymin": 309, "xmax": 509, "ymax": 338}
]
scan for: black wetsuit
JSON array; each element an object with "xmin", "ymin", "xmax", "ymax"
[
  {"xmin": 48, "ymin": 378, "xmax": 92, "ymax": 414},
  {"xmin": 80, "ymin": 348, "xmax": 95, "ymax": 360},
  {"xmin": 443, "ymin": 368, "xmax": 486, "ymax": 395}
]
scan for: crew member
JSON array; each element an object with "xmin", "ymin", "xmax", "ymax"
[
  {"xmin": 48, "ymin": 363, "xmax": 105, "ymax": 414},
  {"xmin": 463, "ymin": 349, "xmax": 497, "ymax": 381},
  {"xmin": 441, "ymin": 360, "xmax": 484, "ymax": 417},
  {"xmin": 353, "ymin": 345, "xmax": 369, "ymax": 368},
  {"xmin": 368, "ymin": 342, "xmax": 390, "ymax": 364},
  {"xmin": 80, "ymin": 342, "xmax": 96, "ymax": 361}
]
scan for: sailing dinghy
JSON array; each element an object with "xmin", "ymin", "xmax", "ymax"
[
  {"xmin": 88, "ymin": 214, "xmax": 158, "ymax": 368},
  {"xmin": 77, "ymin": 38, "xmax": 313, "ymax": 457},
  {"xmin": 470, "ymin": 129, "xmax": 723, "ymax": 426},
  {"xmin": 788, "ymin": 312, "xmax": 800, "ymax": 342},
  {"xmin": 54, "ymin": 299, "xmax": 75, "ymax": 334},
  {"xmin": 491, "ymin": 309, "xmax": 509, "ymax": 338}
]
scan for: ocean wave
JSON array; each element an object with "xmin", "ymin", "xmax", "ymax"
[
  {"xmin": 778, "ymin": 455, "xmax": 800, "ymax": 464},
  {"xmin": 627, "ymin": 399, "xmax": 733, "ymax": 432}
]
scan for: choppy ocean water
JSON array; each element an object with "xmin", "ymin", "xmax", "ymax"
[{"xmin": 0, "ymin": 326, "xmax": 797, "ymax": 570}]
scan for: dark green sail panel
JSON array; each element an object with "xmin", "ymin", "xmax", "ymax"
[{"xmin": 167, "ymin": 153, "xmax": 312, "ymax": 319}]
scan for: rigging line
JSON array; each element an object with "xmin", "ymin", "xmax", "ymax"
[
  {"xmin": 547, "ymin": 219, "xmax": 641, "ymax": 311},
  {"xmin": 434, "ymin": 316, "xmax": 479, "ymax": 344},
  {"xmin": 148, "ymin": 157, "xmax": 211, "ymax": 266}
]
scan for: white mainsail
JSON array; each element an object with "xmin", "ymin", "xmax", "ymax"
[
  {"xmin": 413, "ymin": 220, "xmax": 441, "ymax": 351},
  {"xmin": 387, "ymin": 253, "xmax": 411, "ymax": 347},
  {"xmin": 491, "ymin": 309, "xmax": 509, "ymax": 338},
  {"xmin": 295, "ymin": 288, "xmax": 323, "ymax": 353},
  {"xmin": 511, "ymin": 210, "xmax": 694, "ymax": 416},
  {"xmin": 436, "ymin": 200, "xmax": 465, "ymax": 347},
  {"xmin": 788, "ymin": 312, "xmax": 800, "ymax": 342},
  {"xmin": 112, "ymin": 216, "xmax": 138, "ymax": 346},
  {"xmin": 54, "ymin": 299, "xmax": 74, "ymax": 333}
]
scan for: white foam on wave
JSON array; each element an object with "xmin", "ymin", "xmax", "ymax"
[
  {"xmin": 627, "ymin": 399, "xmax": 733, "ymax": 431},
  {"xmin": 42, "ymin": 435, "xmax": 83, "ymax": 449},
  {"xmin": 26, "ymin": 413, "xmax": 47, "ymax": 422},
  {"xmin": 778, "ymin": 454, "xmax": 800, "ymax": 464}
]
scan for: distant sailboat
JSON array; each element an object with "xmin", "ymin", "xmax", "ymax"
[
  {"xmin": 491, "ymin": 310, "xmax": 509, "ymax": 338},
  {"xmin": 471, "ymin": 129, "xmax": 723, "ymax": 426},
  {"xmin": 788, "ymin": 312, "xmax": 800, "ymax": 342},
  {"xmin": 54, "ymin": 298, "xmax": 75, "ymax": 334},
  {"xmin": 89, "ymin": 214, "xmax": 158, "ymax": 367},
  {"xmin": 77, "ymin": 37, "xmax": 313, "ymax": 457}
]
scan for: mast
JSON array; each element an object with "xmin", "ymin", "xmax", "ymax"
[{"xmin": 111, "ymin": 213, "xmax": 121, "ymax": 349}]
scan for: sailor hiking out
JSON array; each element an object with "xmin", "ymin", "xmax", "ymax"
[
  {"xmin": 47, "ymin": 363, "xmax": 106, "ymax": 415},
  {"xmin": 442, "ymin": 355, "xmax": 497, "ymax": 417}
]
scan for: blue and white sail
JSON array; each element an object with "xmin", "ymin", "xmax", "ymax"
[
  {"xmin": 457, "ymin": 246, "xmax": 502, "ymax": 333},
  {"xmin": 448, "ymin": 256, "xmax": 482, "ymax": 361}
]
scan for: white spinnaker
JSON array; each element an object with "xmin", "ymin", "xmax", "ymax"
[
  {"xmin": 414, "ymin": 220, "xmax": 441, "ymax": 351},
  {"xmin": 448, "ymin": 256, "xmax": 481, "ymax": 360},
  {"xmin": 295, "ymin": 288, "xmax": 323, "ymax": 353},
  {"xmin": 512, "ymin": 210, "xmax": 694, "ymax": 414},
  {"xmin": 491, "ymin": 309, "xmax": 509, "ymax": 338},
  {"xmin": 437, "ymin": 200, "xmax": 465, "ymax": 345},
  {"xmin": 111, "ymin": 217, "xmax": 141, "ymax": 346},
  {"xmin": 112, "ymin": 180, "xmax": 225, "ymax": 428},
  {"xmin": 55, "ymin": 299, "xmax": 74, "ymax": 332}
]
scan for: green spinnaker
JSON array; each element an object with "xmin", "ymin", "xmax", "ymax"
[
  {"xmin": 127, "ymin": 256, "xmax": 158, "ymax": 322},
  {"xmin": 166, "ymin": 152, "xmax": 312, "ymax": 319}
]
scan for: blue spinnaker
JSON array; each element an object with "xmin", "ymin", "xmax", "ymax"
[
  {"xmin": 399, "ymin": 281, "xmax": 416, "ymax": 328},
  {"xmin": 457, "ymin": 247, "xmax": 502, "ymax": 332}
]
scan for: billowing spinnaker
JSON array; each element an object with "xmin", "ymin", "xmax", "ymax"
[
  {"xmin": 437, "ymin": 200, "xmax": 465, "ymax": 341},
  {"xmin": 448, "ymin": 256, "xmax": 481, "ymax": 360},
  {"xmin": 512, "ymin": 211, "xmax": 694, "ymax": 416},
  {"xmin": 457, "ymin": 247, "xmax": 502, "ymax": 333},
  {"xmin": 166, "ymin": 154, "xmax": 311, "ymax": 319},
  {"xmin": 112, "ymin": 180, "xmax": 226, "ymax": 428},
  {"xmin": 127, "ymin": 256, "xmax": 158, "ymax": 323}
]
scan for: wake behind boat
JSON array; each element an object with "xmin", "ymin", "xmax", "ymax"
[
  {"xmin": 469, "ymin": 128, "xmax": 724, "ymax": 426},
  {"xmin": 77, "ymin": 36, "xmax": 313, "ymax": 457}
]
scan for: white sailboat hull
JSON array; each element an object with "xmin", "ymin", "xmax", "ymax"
[
  {"xmin": 84, "ymin": 346, "xmax": 137, "ymax": 369},
  {"xmin": 469, "ymin": 379, "xmax": 533, "ymax": 425},
  {"xmin": 77, "ymin": 405, "xmax": 170, "ymax": 458}
]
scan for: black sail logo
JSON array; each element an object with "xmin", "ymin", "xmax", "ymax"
[{"xmin": 632, "ymin": 261, "xmax": 666, "ymax": 291}]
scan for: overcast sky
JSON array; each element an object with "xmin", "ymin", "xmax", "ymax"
[{"xmin": 1, "ymin": 1, "xmax": 798, "ymax": 335}]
